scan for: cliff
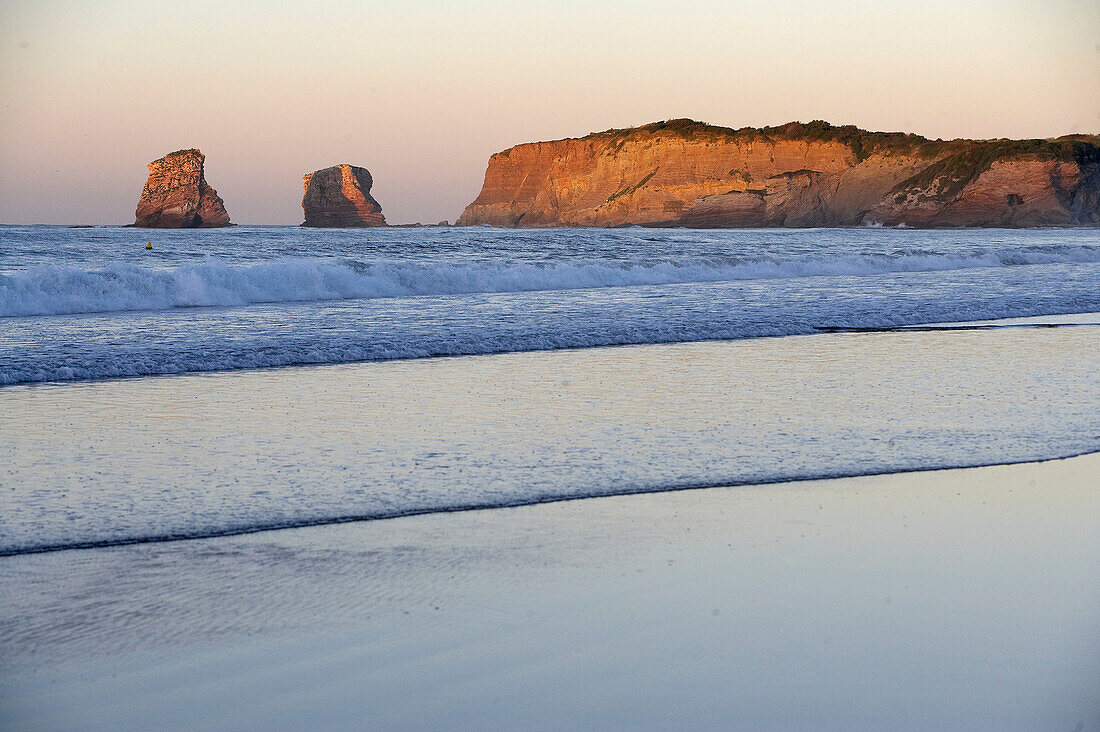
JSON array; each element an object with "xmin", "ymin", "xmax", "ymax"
[
  {"xmin": 457, "ymin": 120, "xmax": 1100, "ymax": 228},
  {"xmin": 135, "ymin": 149, "xmax": 230, "ymax": 228},
  {"xmin": 302, "ymin": 164, "xmax": 386, "ymax": 227}
]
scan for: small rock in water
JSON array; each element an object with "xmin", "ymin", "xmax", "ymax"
[
  {"xmin": 301, "ymin": 164, "xmax": 386, "ymax": 227},
  {"xmin": 134, "ymin": 149, "xmax": 231, "ymax": 228}
]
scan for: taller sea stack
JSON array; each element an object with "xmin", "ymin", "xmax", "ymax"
[
  {"xmin": 134, "ymin": 149, "xmax": 231, "ymax": 228},
  {"xmin": 457, "ymin": 120, "xmax": 1100, "ymax": 228},
  {"xmin": 302, "ymin": 164, "xmax": 386, "ymax": 227}
]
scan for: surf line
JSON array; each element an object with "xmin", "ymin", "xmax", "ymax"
[
  {"xmin": 2, "ymin": 448, "xmax": 1097, "ymax": 558},
  {"xmin": 813, "ymin": 321, "xmax": 1100, "ymax": 334}
]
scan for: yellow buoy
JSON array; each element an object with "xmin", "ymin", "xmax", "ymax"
[
  {"xmin": 146, "ymin": 242, "xmax": 152, "ymax": 250},
  {"xmin": 365, "ymin": 236, "xmax": 370, "ymax": 242}
]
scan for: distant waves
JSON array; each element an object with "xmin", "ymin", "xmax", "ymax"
[
  {"xmin": 2, "ymin": 262, "xmax": 1098, "ymax": 385},
  {"xmin": 3, "ymin": 245, "xmax": 1099, "ymax": 317}
]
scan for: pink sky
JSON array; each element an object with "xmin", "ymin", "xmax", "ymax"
[{"xmin": 1, "ymin": 0, "xmax": 1097, "ymax": 224}]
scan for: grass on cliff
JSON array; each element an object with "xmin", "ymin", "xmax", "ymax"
[
  {"xmin": 890, "ymin": 137, "xmax": 1100, "ymax": 203},
  {"xmin": 607, "ymin": 167, "xmax": 660, "ymax": 203},
  {"xmin": 586, "ymin": 118, "xmax": 936, "ymax": 163},
  {"xmin": 583, "ymin": 119, "xmax": 1100, "ymax": 170}
]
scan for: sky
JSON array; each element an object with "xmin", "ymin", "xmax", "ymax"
[{"xmin": 1, "ymin": 0, "xmax": 1098, "ymax": 225}]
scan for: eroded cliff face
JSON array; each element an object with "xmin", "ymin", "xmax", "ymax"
[
  {"xmin": 302, "ymin": 164, "xmax": 386, "ymax": 227},
  {"xmin": 135, "ymin": 149, "xmax": 230, "ymax": 228},
  {"xmin": 457, "ymin": 120, "xmax": 1100, "ymax": 228}
]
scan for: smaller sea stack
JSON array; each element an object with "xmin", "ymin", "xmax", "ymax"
[
  {"xmin": 302, "ymin": 164, "xmax": 386, "ymax": 227},
  {"xmin": 134, "ymin": 149, "xmax": 230, "ymax": 228}
]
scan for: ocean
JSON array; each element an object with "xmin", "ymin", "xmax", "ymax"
[
  {"xmin": 2, "ymin": 225, "xmax": 1099, "ymax": 383},
  {"xmin": 1, "ymin": 225, "xmax": 1098, "ymax": 555},
  {"xmin": 2, "ymin": 225, "xmax": 1099, "ymax": 728}
]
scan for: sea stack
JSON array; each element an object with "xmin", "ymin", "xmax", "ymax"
[
  {"xmin": 457, "ymin": 119, "xmax": 1100, "ymax": 228},
  {"xmin": 301, "ymin": 164, "xmax": 386, "ymax": 227},
  {"xmin": 134, "ymin": 149, "xmax": 231, "ymax": 228}
]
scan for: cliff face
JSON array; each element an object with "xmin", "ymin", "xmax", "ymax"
[
  {"xmin": 135, "ymin": 149, "xmax": 230, "ymax": 228},
  {"xmin": 457, "ymin": 120, "xmax": 1100, "ymax": 228},
  {"xmin": 302, "ymin": 164, "xmax": 386, "ymax": 227}
]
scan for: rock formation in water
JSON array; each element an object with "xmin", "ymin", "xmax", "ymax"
[
  {"xmin": 134, "ymin": 149, "xmax": 231, "ymax": 228},
  {"xmin": 301, "ymin": 164, "xmax": 386, "ymax": 227},
  {"xmin": 457, "ymin": 120, "xmax": 1100, "ymax": 228}
]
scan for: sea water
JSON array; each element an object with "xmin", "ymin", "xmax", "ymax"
[
  {"xmin": 2, "ymin": 226, "xmax": 1098, "ymax": 384},
  {"xmin": 1, "ymin": 225, "xmax": 1098, "ymax": 554}
]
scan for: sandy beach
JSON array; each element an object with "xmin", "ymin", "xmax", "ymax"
[{"xmin": 2, "ymin": 453, "xmax": 1098, "ymax": 730}]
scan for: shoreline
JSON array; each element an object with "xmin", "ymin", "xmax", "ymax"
[
  {"xmin": 2, "ymin": 290, "xmax": 1097, "ymax": 728},
  {"xmin": 4, "ymin": 445, "xmax": 1097, "ymax": 558},
  {"xmin": 3, "ymin": 454, "xmax": 1098, "ymax": 730},
  {"xmin": 4, "ymin": 319, "xmax": 1098, "ymax": 557}
]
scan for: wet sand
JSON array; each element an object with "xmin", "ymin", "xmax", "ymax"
[{"xmin": 2, "ymin": 453, "xmax": 1098, "ymax": 730}]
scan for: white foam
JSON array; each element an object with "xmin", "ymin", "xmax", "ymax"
[{"xmin": 3, "ymin": 246, "xmax": 1099, "ymax": 317}]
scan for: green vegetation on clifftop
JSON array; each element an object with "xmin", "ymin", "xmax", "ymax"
[
  {"xmin": 582, "ymin": 119, "xmax": 934, "ymax": 163},
  {"xmin": 891, "ymin": 137, "xmax": 1100, "ymax": 203}
]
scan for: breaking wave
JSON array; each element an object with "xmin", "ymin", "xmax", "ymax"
[{"xmin": 4, "ymin": 246, "xmax": 1099, "ymax": 317}]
